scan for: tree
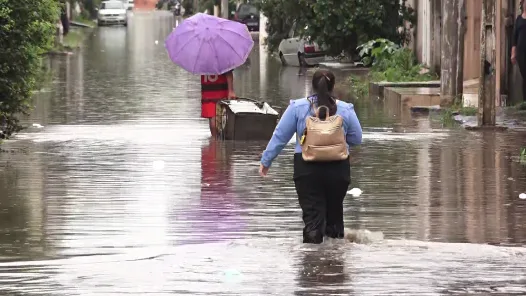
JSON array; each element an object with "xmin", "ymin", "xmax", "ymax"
[
  {"xmin": 257, "ymin": 0, "xmax": 415, "ymax": 56},
  {"xmin": 82, "ymin": 0, "xmax": 102, "ymax": 19},
  {"xmin": 255, "ymin": 0, "xmax": 308, "ymax": 53},
  {"xmin": 0, "ymin": 0, "xmax": 60, "ymax": 139}
]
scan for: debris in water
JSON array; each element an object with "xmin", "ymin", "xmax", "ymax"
[
  {"xmin": 344, "ymin": 228, "xmax": 384, "ymax": 244},
  {"xmin": 32, "ymin": 123, "xmax": 44, "ymax": 128},
  {"xmin": 155, "ymin": 40, "xmax": 159, "ymax": 45},
  {"xmin": 347, "ymin": 188, "xmax": 362, "ymax": 197},
  {"xmin": 519, "ymin": 193, "xmax": 526, "ymax": 200},
  {"xmin": 152, "ymin": 160, "xmax": 165, "ymax": 171},
  {"xmin": 223, "ymin": 269, "xmax": 242, "ymax": 283}
]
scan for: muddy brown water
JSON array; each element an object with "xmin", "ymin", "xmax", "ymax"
[{"xmin": 1, "ymin": 11, "xmax": 526, "ymax": 295}]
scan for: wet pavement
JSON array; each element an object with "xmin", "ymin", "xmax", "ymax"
[{"xmin": 1, "ymin": 11, "xmax": 526, "ymax": 295}]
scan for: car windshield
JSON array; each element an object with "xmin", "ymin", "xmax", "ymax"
[
  {"xmin": 100, "ymin": 2, "xmax": 124, "ymax": 9},
  {"xmin": 238, "ymin": 5, "xmax": 258, "ymax": 17}
]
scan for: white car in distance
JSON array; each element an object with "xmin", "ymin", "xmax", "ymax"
[
  {"xmin": 278, "ymin": 23, "xmax": 327, "ymax": 67},
  {"xmin": 97, "ymin": 1, "xmax": 128, "ymax": 26}
]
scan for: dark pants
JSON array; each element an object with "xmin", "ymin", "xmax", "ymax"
[
  {"xmin": 518, "ymin": 54, "xmax": 526, "ymax": 102},
  {"xmin": 293, "ymin": 153, "xmax": 351, "ymax": 244}
]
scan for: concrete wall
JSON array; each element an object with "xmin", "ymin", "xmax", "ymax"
[
  {"xmin": 409, "ymin": 0, "xmax": 441, "ymax": 72},
  {"xmin": 412, "ymin": 0, "xmax": 524, "ymax": 105},
  {"xmin": 416, "ymin": 0, "xmax": 432, "ymax": 67},
  {"xmin": 134, "ymin": 0, "xmax": 158, "ymax": 10}
]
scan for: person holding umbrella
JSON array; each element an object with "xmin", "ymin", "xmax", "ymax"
[
  {"xmin": 165, "ymin": 13, "xmax": 254, "ymax": 137},
  {"xmin": 200, "ymin": 70, "xmax": 236, "ymax": 137}
]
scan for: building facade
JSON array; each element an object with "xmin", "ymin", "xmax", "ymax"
[{"xmin": 409, "ymin": 0, "xmax": 522, "ymax": 106}]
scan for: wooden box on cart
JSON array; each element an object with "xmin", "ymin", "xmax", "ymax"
[{"xmin": 215, "ymin": 99, "xmax": 281, "ymax": 141}]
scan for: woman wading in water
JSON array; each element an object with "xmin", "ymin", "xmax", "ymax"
[{"xmin": 259, "ymin": 70, "xmax": 362, "ymax": 244}]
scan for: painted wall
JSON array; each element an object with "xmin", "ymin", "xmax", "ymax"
[
  {"xmin": 134, "ymin": 0, "xmax": 158, "ymax": 10},
  {"xmin": 463, "ymin": 0, "xmax": 482, "ymax": 81},
  {"xmin": 418, "ymin": 0, "xmax": 432, "ymax": 67}
]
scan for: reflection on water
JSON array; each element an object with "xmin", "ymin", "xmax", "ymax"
[{"xmin": 1, "ymin": 10, "xmax": 526, "ymax": 295}]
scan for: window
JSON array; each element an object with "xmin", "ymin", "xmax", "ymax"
[
  {"xmin": 238, "ymin": 4, "xmax": 258, "ymax": 18},
  {"xmin": 100, "ymin": 2, "xmax": 124, "ymax": 9}
]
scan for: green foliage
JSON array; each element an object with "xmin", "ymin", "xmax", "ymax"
[
  {"xmin": 438, "ymin": 103, "xmax": 477, "ymax": 127},
  {"xmin": 350, "ymin": 76, "xmax": 368, "ymax": 100},
  {"xmin": 256, "ymin": 0, "xmax": 415, "ymax": 56},
  {"xmin": 198, "ymin": 0, "xmax": 237, "ymax": 16},
  {"xmin": 350, "ymin": 38, "xmax": 436, "ymax": 100},
  {"xmin": 0, "ymin": 0, "xmax": 60, "ymax": 138},
  {"xmin": 75, "ymin": 14, "xmax": 96, "ymax": 27},
  {"xmin": 370, "ymin": 48, "xmax": 435, "ymax": 82},
  {"xmin": 255, "ymin": 0, "xmax": 305, "ymax": 53},
  {"xmin": 357, "ymin": 38, "xmax": 400, "ymax": 66},
  {"xmin": 182, "ymin": 0, "xmax": 194, "ymax": 15},
  {"xmin": 54, "ymin": 29, "xmax": 86, "ymax": 52},
  {"xmin": 82, "ymin": 0, "xmax": 101, "ymax": 19}
]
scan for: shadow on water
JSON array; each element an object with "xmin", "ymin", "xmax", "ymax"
[{"xmin": 1, "ymin": 10, "xmax": 526, "ymax": 295}]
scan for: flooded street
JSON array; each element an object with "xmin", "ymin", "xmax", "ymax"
[{"xmin": 2, "ymin": 11, "xmax": 526, "ymax": 295}]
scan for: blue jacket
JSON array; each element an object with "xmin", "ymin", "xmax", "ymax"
[{"xmin": 260, "ymin": 96, "xmax": 363, "ymax": 168}]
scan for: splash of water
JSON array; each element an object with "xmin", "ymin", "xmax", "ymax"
[{"xmin": 344, "ymin": 228, "xmax": 384, "ymax": 244}]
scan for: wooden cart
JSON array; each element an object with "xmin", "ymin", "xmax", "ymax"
[{"xmin": 215, "ymin": 98, "xmax": 281, "ymax": 141}]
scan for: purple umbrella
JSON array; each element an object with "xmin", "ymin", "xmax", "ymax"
[{"xmin": 165, "ymin": 13, "xmax": 254, "ymax": 75}]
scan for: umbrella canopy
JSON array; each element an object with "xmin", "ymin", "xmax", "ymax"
[{"xmin": 165, "ymin": 13, "xmax": 254, "ymax": 75}]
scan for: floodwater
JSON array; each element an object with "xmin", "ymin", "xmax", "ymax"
[{"xmin": 1, "ymin": 11, "xmax": 526, "ymax": 295}]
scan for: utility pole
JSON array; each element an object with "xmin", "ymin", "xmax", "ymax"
[
  {"xmin": 431, "ymin": 0, "xmax": 442, "ymax": 74},
  {"xmin": 193, "ymin": 0, "xmax": 199, "ymax": 14},
  {"xmin": 455, "ymin": 0, "xmax": 466, "ymax": 98},
  {"xmin": 213, "ymin": 0, "xmax": 219, "ymax": 16},
  {"xmin": 478, "ymin": 0, "xmax": 497, "ymax": 126},
  {"xmin": 214, "ymin": 4, "xmax": 219, "ymax": 16},
  {"xmin": 440, "ymin": 0, "xmax": 465, "ymax": 106},
  {"xmin": 221, "ymin": 0, "xmax": 229, "ymax": 18}
]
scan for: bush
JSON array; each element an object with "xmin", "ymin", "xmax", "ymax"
[
  {"xmin": 255, "ymin": 0, "xmax": 306, "ymax": 53},
  {"xmin": 0, "ymin": 0, "xmax": 60, "ymax": 139},
  {"xmin": 82, "ymin": 0, "xmax": 101, "ymax": 19},
  {"xmin": 182, "ymin": 0, "xmax": 194, "ymax": 15},
  {"xmin": 256, "ymin": 0, "xmax": 415, "ymax": 56},
  {"xmin": 351, "ymin": 38, "xmax": 437, "ymax": 99}
]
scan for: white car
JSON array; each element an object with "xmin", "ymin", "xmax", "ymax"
[
  {"xmin": 97, "ymin": 1, "xmax": 128, "ymax": 26},
  {"xmin": 125, "ymin": 0, "xmax": 134, "ymax": 10},
  {"xmin": 278, "ymin": 23, "xmax": 327, "ymax": 67}
]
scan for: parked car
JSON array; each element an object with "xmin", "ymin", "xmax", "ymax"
[
  {"xmin": 97, "ymin": 1, "xmax": 128, "ymax": 26},
  {"xmin": 126, "ymin": 0, "xmax": 134, "ymax": 10},
  {"xmin": 278, "ymin": 23, "xmax": 327, "ymax": 67},
  {"xmin": 233, "ymin": 3, "xmax": 259, "ymax": 32}
]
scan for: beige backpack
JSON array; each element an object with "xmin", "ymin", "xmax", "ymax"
[{"xmin": 300, "ymin": 103, "xmax": 349, "ymax": 162}]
